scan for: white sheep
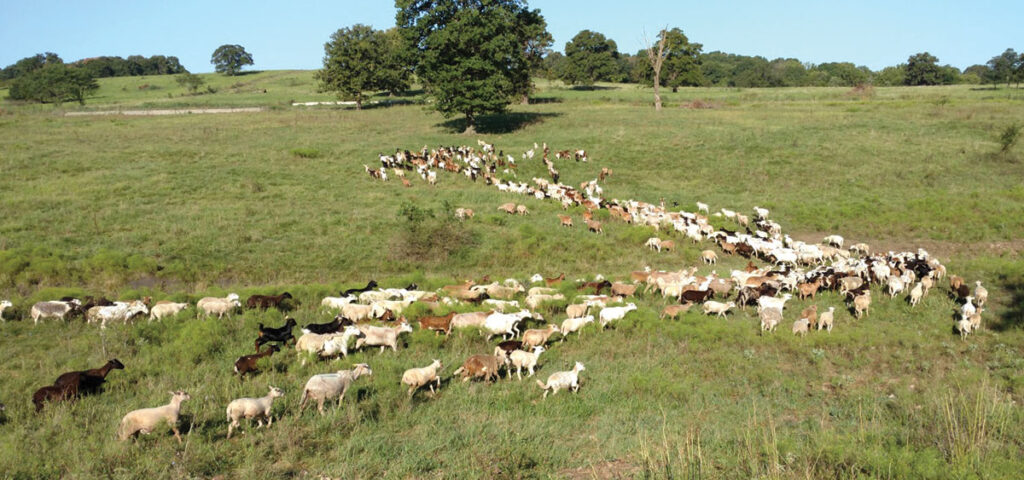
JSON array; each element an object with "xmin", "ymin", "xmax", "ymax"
[
  {"xmin": 599, "ymin": 303, "xmax": 637, "ymax": 328},
  {"xmin": 341, "ymin": 303, "xmax": 375, "ymax": 322},
  {"xmin": 355, "ymin": 322, "xmax": 413, "ymax": 352},
  {"xmin": 817, "ymin": 307, "xmax": 835, "ymax": 332},
  {"xmin": 509, "ymin": 346, "xmax": 545, "ymax": 380},
  {"xmin": 299, "ymin": 364, "xmax": 372, "ymax": 415},
  {"xmin": 482, "ymin": 299, "xmax": 520, "ymax": 312},
  {"xmin": 759, "ymin": 307, "xmax": 782, "ymax": 333},
  {"xmin": 974, "ymin": 281, "xmax": 988, "ymax": 307},
  {"xmin": 753, "ymin": 206, "xmax": 769, "ymax": 219},
  {"xmin": 908, "ymin": 282, "xmax": 924, "ymax": 307},
  {"xmin": 956, "ymin": 318, "xmax": 973, "ymax": 340},
  {"xmin": 702, "ymin": 301, "xmax": 735, "ymax": 318},
  {"xmin": 31, "ymin": 299, "xmax": 81, "ymax": 324},
  {"xmin": 149, "ymin": 302, "xmax": 189, "ymax": 321},
  {"xmin": 823, "ymin": 235, "xmax": 844, "ymax": 248},
  {"xmin": 401, "ymin": 359, "xmax": 443, "ymax": 396},
  {"xmin": 960, "ymin": 296, "xmax": 977, "ymax": 319},
  {"xmin": 226, "ymin": 386, "xmax": 284, "ymax": 439},
  {"xmin": 0, "ymin": 300, "xmax": 12, "ymax": 322},
  {"xmin": 320, "ymin": 326, "xmax": 364, "ymax": 359},
  {"xmin": 536, "ymin": 361, "xmax": 585, "ymax": 399},
  {"xmin": 565, "ymin": 303, "xmax": 589, "ymax": 319},
  {"xmin": 645, "ymin": 237, "xmax": 662, "ymax": 252},
  {"xmin": 320, "ymin": 295, "xmax": 356, "ymax": 310},
  {"xmin": 696, "ymin": 202, "xmax": 709, "ymax": 215},
  {"xmin": 792, "ymin": 318, "xmax": 810, "ymax": 336},
  {"xmin": 560, "ymin": 315, "xmax": 594, "ymax": 339},
  {"xmin": 117, "ymin": 391, "xmax": 191, "ymax": 443},
  {"xmin": 525, "ymin": 293, "xmax": 564, "ymax": 311},
  {"xmin": 197, "ymin": 294, "xmax": 241, "ymax": 319}
]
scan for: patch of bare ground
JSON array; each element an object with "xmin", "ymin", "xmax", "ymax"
[{"xmin": 559, "ymin": 459, "xmax": 640, "ymax": 479}]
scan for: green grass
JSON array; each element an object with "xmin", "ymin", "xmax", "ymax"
[{"xmin": 0, "ymin": 74, "xmax": 1023, "ymax": 478}]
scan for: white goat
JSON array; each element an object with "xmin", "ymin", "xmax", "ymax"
[
  {"xmin": 560, "ymin": 315, "xmax": 594, "ymax": 339},
  {"xmin": 599, "ymin": 303, "xmax": 637, "ymax": 328},
  {"xmin": 536, "ymin": 362, "xmax": 585, "ymax": 399},
  {"xmin": 702, "ymin": 301, "xmax": 735, "ymax": 318},
  {"xmin": 149, "ymin": 302, "xmax": 189, "ymax": 321},
  {"xmin": 355, "ymin": 322, "xmax": 413, "ymax": 352},
  {"xmin": 226, "ymin": 386, "xmax": 284, "ymax": 438},
  {"xmin": 197, "ymin": 294, "xmax": 241, "ymax": 319},
  {"xmin": 320, "ymin": 295, "xmax": 356, "ymax": 310},
  {"xmin": 483, "ymin": 310, "xmax": 535, "ymax": 341},
  {"xmin": 757, "ymin": 294, "xmax": 793, "ymax": 313},
  {"xmin": 818, "ymin": 307, "xmax": 835, "ymax": 332}
]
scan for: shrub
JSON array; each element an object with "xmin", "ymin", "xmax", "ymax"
[
  {"xmin": 290, "ymin": 147, "xmax": 321, "ymax": 159},
  {"xmin": 998, "ymin": 124, "xmax": 1020, "ymax": 153}
]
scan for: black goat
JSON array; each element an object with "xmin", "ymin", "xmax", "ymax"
[
  {"xmin": 302, "ymin": 315, "xmax": 353, "ymax": 335},
  {"xmin": 255, "ymin": 317, "xmax": 297, "ymax": 352},
  {"xmin": 342, "ymin": 280, "xmax": 378, "ymax": 297}
]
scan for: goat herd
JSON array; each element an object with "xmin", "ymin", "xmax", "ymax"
[{"xmin": 2, "ymin": 141, "xmax": 990, "ymax": 445}]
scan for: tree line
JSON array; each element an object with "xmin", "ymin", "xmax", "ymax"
[{"xmin": 315, "ymin": 1, "xmax": 1023, "ymax": 131}]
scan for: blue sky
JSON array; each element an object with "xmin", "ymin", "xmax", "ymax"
[{"xmin": 2, "ymin": 0, "xmax": 1020, "ymax": 72}]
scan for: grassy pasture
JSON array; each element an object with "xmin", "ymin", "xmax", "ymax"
[{"xmin": 0, "ymin": 75, "xmax": 1023, "ymax": 478}]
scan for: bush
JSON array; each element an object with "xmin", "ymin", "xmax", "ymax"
[
  {"xmin": 290, "ymin": 147, "xmax": 321, "ymax": 159},
  {"xmin": 999, "ymin": 124, "xmax": 1020, "ymax": 153}
]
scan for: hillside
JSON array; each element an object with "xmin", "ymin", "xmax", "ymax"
[{"xmin": 0, "ymin": 74, "xmax": 1022, "ymax": 478}]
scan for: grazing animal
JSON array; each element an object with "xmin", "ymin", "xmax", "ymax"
[
  {"xmin": 909, "ymin": 282, "xmax": 924, "ymax": 307},
  {"xmin": 516, "ymin": 204, "xmax": 529, "ymax": 215},
  {"xmin": 31, "ymin": 299, "xmax": 81, "ymax": 324},
  {"xmin": 661, "ymin": 303, "xmax": 694, "ymax": 320},
  {"xmin": 32, "ymin": 383, "xmax": 77, "ymax": 413},
  {"xmin": 498, "ymin": 202, "xmax": 517, "ymax": 214},
  {"xmin": 197, "ymin": 294, "xmax": 241, "ymax": 319},
  {"xmin": 117, "ymin": 391, "xmax": 191, "ymax": 443},
  {"xmin": 818, "ymin": 307, "xmax": 835, "ymax": 332},
  {"xmin": 226, "ymin": 386, "xmax": 285, "ymax": 438},
  {"xmin": 246, "ymin": 292, "xmax": 293, "ymax": 310},
  {"xmin": 544, "ymin": 273, "xmax": 565, "ymax": 286},
  {"xmin": 299, "ymin": 364, "xmax": 372, "ymax": 415},
  {"xmin": 402, "ymin": 359, "xmax": 443, "ymax": 396},
  {"xmin": 418, "ymin": 312, "xmax": 456, "ymax": 335},
  {"xmin": 852, "ymin": 292, "xmax": 871, "ymax": 319},
  {"xmin": 149, "ymin": 302, "xmax": 189, "ymax": 321},
  {"xmin": 320, "ymin": 296, "xmax": 356, "ymax": 310},
  {"xmin": 701, "ymin": 250, "xmax": 718, "ymax": 264},
  {"xmin": 702, "ymin": 301, "xmax": 735, "ymax": 318},
  {"xmin": 54, "ymin": 359, "xmax": 125, "ymax": 396},
  {"xmin": 759, "ymin": 307, "xmax": 783, "ymax": 333},
  {"xmin": 0, "ymin": 300, "xmax": 12, "ymax": 322},
  {"xmin": 586, "ymin": 219, "xmax": 603, "ymax": 233},
  {"xmin": 355, "ymin": 322, "xmax": 413, "ymax": 352},
  {"xmin": 342, "ymin": 280, "xmax": 378, "ymax": 297},
  {"xmin": 509, "ymin": 346, "xmax": 545, "ymax": 380},
  {"xmin": 558, "ymin": 215, "xmax": 573, "ymax": 227},
  {"xmin": 87, "ymin": 301, "xmax": 149, "ymax": 329},
  {"xmin": 302, "ymin": 316, "xmax": 351, "ymax": 335},
  {"xmin": 453, "ymin": 354, "xmax": 503, "ymax": 383},
  {"xmin": 522, "ymin": 324, "xmax": 560, "ymax": 349},
  {"xmin": 536, "ymin": 362, "xmax": 585, "ymax": 399},
  {"xmin": 560, "ymin": 315, "xmax": 594, "ymax": 338},
  {"xmin": 234, "ymin": 345, "xmax": 280, "ymax": 376},
  {"xmin": 799, "ymin": 305, "xmax": 818, "ymax": 330},
  {"xmin": 599, "ymin": 303, "xmax": 637, "ymax": 328},
  {"xmin": 792, "ymin": 318, "xmax": 810, "ymax": 336},
  {"xmin": 974, "ymin": 281, "xmax": 988, "ymax": 307},
  {"xmin": 255, "ymin": 317, "xmax": 297, "ymax": 351}
]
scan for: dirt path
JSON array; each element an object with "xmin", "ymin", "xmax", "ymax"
[{"xmin": 64, "ymin": 107, "xmax": 263, "ymax": 117}]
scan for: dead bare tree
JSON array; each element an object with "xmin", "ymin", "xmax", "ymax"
[{"xmin": 644, "ymin": 28, "xmax": 669, "ymax": 111}]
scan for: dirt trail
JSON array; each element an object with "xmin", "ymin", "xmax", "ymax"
[{"xmin": 64, "ymin": 107, "xmax": 263, "ymax": 117}]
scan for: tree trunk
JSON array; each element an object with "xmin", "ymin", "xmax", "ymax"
[
  {"xmin": 521, "ymin": 94, "xmax": 530, "ymax": 105},
  {"xmin": 356, "ymin": 96, "xmax": 362, "ymax": 110},
  {"xmin": 653, "ymin": 76, "xmax": 662, "ymax": 111},
  {"xmin": 463, "ymin": 113, "xmax": 476, "ymax": 135}
]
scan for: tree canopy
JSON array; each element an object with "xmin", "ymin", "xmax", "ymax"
[
  {"xmin": 7, "ymin": 63, "xmax": 98, "ymax": 104},
  {"xmin": 560, "ymin": 30, "xmax": 620, "ymax": 86},
  {"xmin": 316, "ymin": 25, "xmax": 411, "ymax": 109},
  {"xmin": 905, "ymin": 52, "xmax": 941, "ymax": 86},
  {"xmin": 396, "ymin": 0, "xmax": 548, "ymax": 133},
  {"xmin": 643, "ymin": 28, "xmax": 704, "ymax": 91},
  {"xmin": 210, "ymin": 44, "xmax": 254, "ymax": 76}
]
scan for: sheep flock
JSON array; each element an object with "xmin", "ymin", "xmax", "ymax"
[{"xmin": 3, "ymin": 139, "xmax": 992, "ymax": 445}]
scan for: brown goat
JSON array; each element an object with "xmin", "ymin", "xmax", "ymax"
[
  {"xmin": 234, "ymin": 345, "xmax": 279, "ymax": 376},
  {"xmin": 418, "ymin": 312, "xmax": 456, "ymax": 335},
  {"xmin": 586, "ymin": 219, "xmax": 603, "ymax": 233},
  {"xmin": 797, "ymin": 278, "xmax": 824, "ymax": 300},
  {"xmin": 558, "ymin": 215, "xmax": 573, "ymax": 227},
  {"xmin": 453, "ymin": 355, "xmax": 503, "ymax": 383},
  {"xmin": 611, "ymin": 282, "xmax": 638, "ymax": 297},
  {"xmin": 661, "ymin": 303, "xmax": 694, "ymax": 320}
]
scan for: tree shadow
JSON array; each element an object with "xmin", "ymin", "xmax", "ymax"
[
  {"xmin": 570, "ymin": 85, "xmax": 617, "ymax": 91},
  {"xmin": 437, "ymin": 112, "xmax": 561, "ymax": 134},
  {"xmin": 525, "ymin": 97, "xmax": 562, "ymax": 104},
  {"xmin": 991, "ymin": 274, "xmax": 1024, "ymax": 331},
  {"xmin": 230, "ymin": 70, "xmax": 264, "ymax": 77}
]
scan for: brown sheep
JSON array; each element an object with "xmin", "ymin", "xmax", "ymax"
[
  {"xmin": 661, "ymin": 303, "xmax": 694, "ymax": 320},
  {"xmin": 586, "ymin": 219, "xmax": 603, "ymax": 233},
  {"xmin": 799, "ymin": 305, "xmax": 818, "ymax": 330},
  {"xmin": 497, "ymin": 203, "xmax": 516, "ymax": 214},
  {"xmin": 610, "ymin": 282, "xmax": 637, "ymax": 297},
  {"xmin": 522, "ymin": 324, "xmax": 560, "ymax": 349}
]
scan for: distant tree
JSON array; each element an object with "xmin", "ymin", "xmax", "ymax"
[
  {"xmin": 1, "ymin": 52, "xmax": 62, "ymax": 81},
  {"xmin": 176, "ymin": 72, "xmax": 205, "ymax": 93},
  {"xmin": 397, "ymin": 0, "xmax": 546, "ymax": 133},
  {"xmin": 814, "ymin": 62, "xmax": 870, "ymax": 86},
  {"xmin": 512, "ymin": 8, "xmax": 552, "ymax": 103},
  {"xmin": 377, "ymin": 28, "xmax": 414, "ymax": 96},
  {"xmin": 986, "ymin": 49, "xmax": 1019, "ymax": 88},
  {"xmin": 560, "ymin": 30, "xmax": 620, "ymax": 86},
  {"xmin": 768, "ymin": 58, "xmax": 807, "ymax": 87},
  {"xmin": 210, "ymin": 44, "xmax": 254, "ymax": 76},
  {"xmin": 541, "ymin": 51, "xmax": 565, "ymax": 81},
  {"xmin": 8, "ymin": 63, "xmax": 98, "ymax": 104},
  {"xmin": 640, "ymin": 28, "xmax": 704, "ymax": 98},
  {"xmin": 732, "ymin": 56, "xmax": 771, "ymax": 87},
  {"xmin": 317, "ymin": 24, "xmax": 411, "ymax": 109},
  {"xmin": 874, "ymin": 65, "xmax": 907, "ymax": 86},
  {"xmin": 643, "ymin": 29, "xmax": 669, "ymax": 110},
  {"xmin": 699, "ymin": 51, "xmax": 736, "ymax": 86},
  {"xmin": 904, "ymin": 52, "xmax": 941, "ymax": 86}
]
